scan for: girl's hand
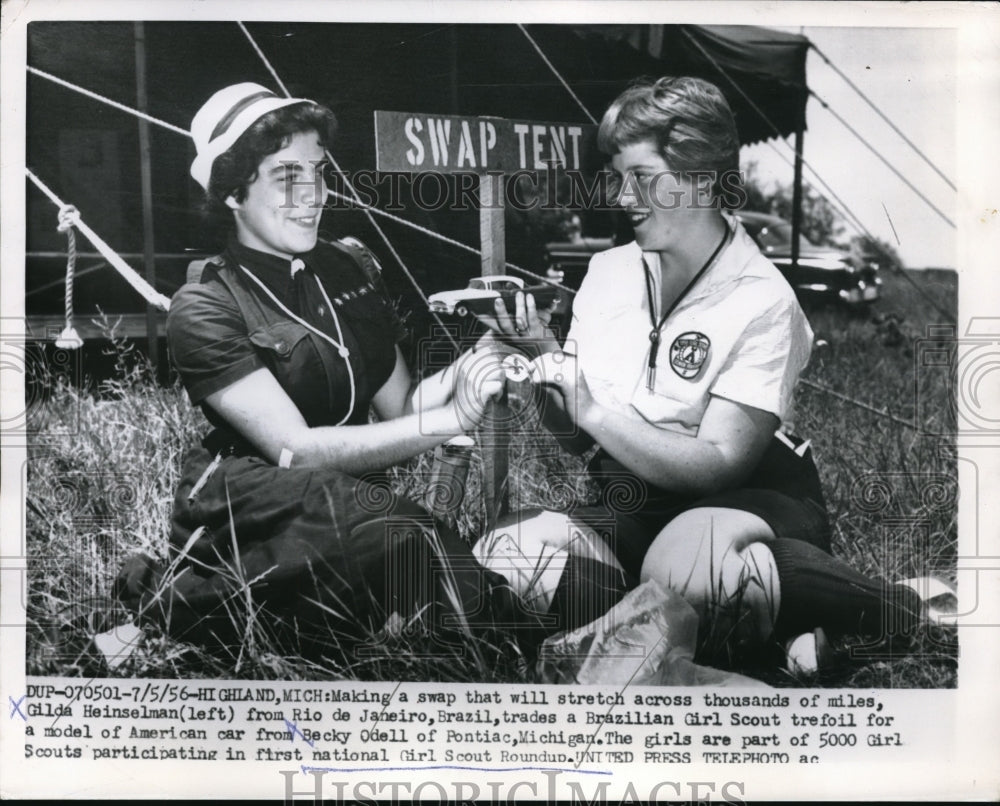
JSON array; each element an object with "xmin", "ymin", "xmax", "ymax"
[
  {"xmin": 477, "ymin": 291, "xmax": 555, "ymax": 343},
  {"xmin": 452, "ymin": 336, "xmax": 506, "ymax": 431},
  {"xmin": 528, "ymin": 350, "xmax": 596, "ymax": 425}
]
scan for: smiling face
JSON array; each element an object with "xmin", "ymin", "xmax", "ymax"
[
  {"xmin": 226, "ymin": 130, "xmax": 328, "ymax": 259},
  {"xmin": 610, "ymin": 139, "xmax": 704, "ymax": 253}
]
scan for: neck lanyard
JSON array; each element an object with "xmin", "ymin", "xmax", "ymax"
[
  {"xmin": 239, "ymin": 263, "xmax": 357, "ymax": 426},
  {"xmin": 642, "ymin": 225, "xmax": 729, "ymax": 391}
]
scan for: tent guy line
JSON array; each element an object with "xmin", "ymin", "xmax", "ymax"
[
  {"xmin": 516, "ymin": 24, "xmax": 599, "ymax": 126},
  {"xmin": 810, "ymin": 89, "xmax": 955, "ymax": 228},
  {"xmin": 810, "ymin": 42, "xmax": 956, "ymax": 191},
  {"xmin": 680, "ymin": 26, "xmax": 877, "ymax": 241},
  {"xmin": 679, "ymin": 27, "xmax": 955, "ymax": 324},
  {"xmin": 25, "ymin": 168, "xmax": 172, "ymax": 311},
  {"xmin": 237, "ymin": 21, "xmax": 464, "ymax": 355},
  {"xmin": 24, "ymin": 22, "xmax": 949, "ymax": 426},
  {"xmin": 236, "ymin": 20, "xmax": 292, "ymax": 98},
  {"xmin": 26, "ymin": 65, "xmax": 190, "ymax": 137}
]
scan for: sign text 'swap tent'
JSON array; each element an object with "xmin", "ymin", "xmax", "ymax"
[{"xmin": 26, "ymin": 22, "xmax": 810, "ymax": 345}]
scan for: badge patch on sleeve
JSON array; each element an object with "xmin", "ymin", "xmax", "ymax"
[{"xmin": 670, "ymin": 332, "xmax": 710, "ymax": 379}]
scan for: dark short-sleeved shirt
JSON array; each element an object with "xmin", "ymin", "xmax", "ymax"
[{"xmin": 167, "ymin": 237, "xmax": 404, "ymax": 441}]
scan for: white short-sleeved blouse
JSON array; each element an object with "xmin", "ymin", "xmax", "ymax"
[{"xmin": 566, "ymin": 214, "xmax": 813, "ymax": 436}]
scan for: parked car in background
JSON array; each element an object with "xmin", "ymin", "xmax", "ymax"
[
  {"xmin": 544, "ymin": 237, "xmax": 613, "ymax": 331},
  {"xmin": 734, "ymin": 211, "xmax": 881, "ymax": 306},
  {"xmin": 544, "ymin": 212, "xmax": 881, "ymax": 330}
]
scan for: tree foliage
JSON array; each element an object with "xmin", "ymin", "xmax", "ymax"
[
  {"xmin": 741, "ymin": 160, "xmax": 905, "ymax": 270},
  {"xmin": 849, "ymin": 233, "xmax": 905, "ymax": 274},
  {"xmin": 741, "ymin": 160, "xmax": 845, "ymax": 247}
]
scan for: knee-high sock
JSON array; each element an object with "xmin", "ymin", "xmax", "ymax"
[
  {"xmin": 768, "ymin": 539, "xmax": 923, "ymax": 640},
  {"xmin": 549, "ymin": 555, "xmax": 632, "ymax": 635}
]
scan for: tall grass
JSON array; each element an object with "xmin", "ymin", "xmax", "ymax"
[
  {"xmin": 25, "ymin": 271, "xmax": 957, "ymax": 685},
  {"xmin": 26, "ymin": 326, "xmax": 205, "ymax": 676},
  {"xmin": 789, "ymin": 271, "xmax": 958, "ymax": 687}
]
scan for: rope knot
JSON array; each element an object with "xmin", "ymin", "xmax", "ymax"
[
  {"xmin": 55, "ymin": 325, "xmax": 83, "ymax": 350},
  {"xmin": 56, "ymin": 204, "xmax": 80, "ymax": 233}
]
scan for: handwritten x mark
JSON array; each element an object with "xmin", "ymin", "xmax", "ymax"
[{"xmin": 9, "ymin": 695, "xmax": 27, "ymax": 721}]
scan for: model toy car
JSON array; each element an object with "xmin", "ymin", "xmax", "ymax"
[{"xmin": 427, "ymin": 274, "xmax": 559, "ymax": 317}]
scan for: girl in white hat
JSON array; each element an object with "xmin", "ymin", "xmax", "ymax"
[{"xmin": 116, "ymin": 83, "xmax": 583, "ymax": 664}]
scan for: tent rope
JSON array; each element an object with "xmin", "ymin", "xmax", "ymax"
[
  {"xmin": 517, "ymin": 24, "xmax": 599, "ymax": 125},
  {"xmin": 810, "ymin": 90, "xmax": 955, "ymax": 229},
  {"xmin": 27, "ymin": 261, "xmax": 107, "ymax": 298},
  {"xmin": 237, "ymin": 22, "xmax": 476, "ymax": 355},
  {"xmin": 54, "ymin": 206, "xmax": 83, "ymax": 349},
  {"xmin": 799, "ymin": 378, "xmax": 915, "ymax": 430},
  {"xmin": 810, "ymin": 43, "xmax": 956, "ymax": 191},
  {"xmin": 27, "ymin": 66, "xmax": 190, "ymax": 137},
  {"xmin": 26, "ymin": 169, "xmax": 172, "ymax": 311},
  {"xmin": 236, "ymin": 21, "xmax": 292, "ymax": 97},
  {"xmin": 323, "ymin": 188, "xmax": 577, "ymax": 295},
  {"xmin": 765, "ymin": 138, "xmax": 873, "ymax": 241},
  {"xmin": 678, "ymin": 27, "xmax": 956, "ymax": 325},
  {"xmin": 678, "ymin": 28, "xmax": 876, "ymax": 241}
]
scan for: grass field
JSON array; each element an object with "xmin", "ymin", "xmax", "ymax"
[{"xmin": 23, "ymin": 269, "xmax": 958, "ymax": 686}]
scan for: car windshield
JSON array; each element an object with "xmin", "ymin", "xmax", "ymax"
[{"xmin": 749, "ymin": 221, "xmax": 818, "ymax": 252}]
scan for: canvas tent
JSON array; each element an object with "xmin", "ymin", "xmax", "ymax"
[
  {"xmin": 25, "ymin": 22, "xmax": 810, "ymax": 358},
  {"xmin": 574, "ymin": 25, "xmax": 809, "ymax": 143}
]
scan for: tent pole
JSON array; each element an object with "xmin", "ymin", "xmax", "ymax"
[
  {"xmin": 479, "ymin": 172, "xmax": 510, "ymax": 525},
  {"xmin": 790, "ymin": 125, "xmax": 805, "ymax": 271},
  {"xmin": 449, "ymin": 27, "xmax": 459, "ymax": 113},
  {"xmin": 134, "ymin": 22, "xmax": 159, "ymax": 371}
]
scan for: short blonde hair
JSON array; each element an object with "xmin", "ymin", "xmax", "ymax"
[{"xmin": 598, "ymin": 76, "xmax": 740, "ymax": 201}]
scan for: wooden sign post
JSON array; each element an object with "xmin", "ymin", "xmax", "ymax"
[
  {"xmin": 477, "ymin": 170, "xmax": 511, "ymax": 526},
  {"xmin": 374, "ymin": 110, "xmax": 595, "ymax": 526}
]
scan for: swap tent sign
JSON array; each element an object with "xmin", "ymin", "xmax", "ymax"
[{"xmin": 374, "ymin": 110, "xmax": 595, "ymax": 173}]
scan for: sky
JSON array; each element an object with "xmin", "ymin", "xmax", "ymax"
[{"xmin": 740, "ymin": 26, "xmax": 957, "ymax": 269}]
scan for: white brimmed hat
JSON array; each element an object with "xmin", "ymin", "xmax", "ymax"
[{"xmin": 189, "ymin": 82, "xmax": 315, "ymax": 190}]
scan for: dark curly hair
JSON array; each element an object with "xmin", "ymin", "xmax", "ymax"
[{"xmin": 205, "ymin": 102, "xmax": 337, "ymax": 222}]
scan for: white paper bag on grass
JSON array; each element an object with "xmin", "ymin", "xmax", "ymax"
[{"xmin": 536, "ymin": 580, "xmax": 767, "ymax": 687}]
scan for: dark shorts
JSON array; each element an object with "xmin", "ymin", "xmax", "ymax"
[
  {"xmin": 571, "ymin": 433, "xmax": 832, "ymax": 583},
  {"xmin": 131, "ymin": 446, "xmax": 579, "ymax": 657}
]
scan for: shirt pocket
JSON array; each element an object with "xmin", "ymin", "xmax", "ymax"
[
  {"xmin": 248, "ymin": 321, "xmax": 312, "ymax": 361},
  {"xmin": 335, "ymin": 283, "xmax": 393, "ymax": 328},
  {"xmin": 247, "ymin": 320, "xmax": 326, "ymax": 407}
]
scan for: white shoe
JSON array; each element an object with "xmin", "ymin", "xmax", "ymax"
[
  {"xmin": 896, "ymin": 577, "xmax": 957, "ymax": 627},
  {"xmin": 785, "ymin": 627, "xmax": 832, "ymax": 676}
]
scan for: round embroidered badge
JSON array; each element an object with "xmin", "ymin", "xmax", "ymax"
[{"xmin": 669, "ymin": 332, "xmax": 710, "ymax": 379}]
